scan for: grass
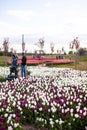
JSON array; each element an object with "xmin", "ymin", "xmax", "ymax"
[
  {"xmin": 46, "ymin": 55, "xmax": 87, "ymax": 71},
  {"xmin": 0, "ymin": 55, "xmax": 87, "ymax": 71},
  {"xmin": 50, "ymin": 62, "xmax": 87, "ymax": 71},
  {"xmin": 65, "ymin": 55, "xmax": 87, "ymax": 70},
  {"xmin": 0, "ymin": 77, "xmax": 7, "ymax": 82}
]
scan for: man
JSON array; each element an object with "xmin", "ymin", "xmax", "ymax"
[{"xmin": 21, "ymin": 52, "xmax": 27, "ymax": 78}]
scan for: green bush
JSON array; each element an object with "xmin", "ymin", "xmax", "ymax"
[{"xmin": 0, "ymin": 77, "xmax": 7, "ymax": 82}]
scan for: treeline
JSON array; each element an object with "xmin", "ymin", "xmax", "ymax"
[
  {"xmin": 0, "ymin": 51, "xmax": 11, "ymax": 56},
  {"xmin": 69, "ymin": 47, "xmax": 87, "ymax": 56},
  {"xmin": 0, "ymin": 47, "xmax": 87, "ymax": 56}
]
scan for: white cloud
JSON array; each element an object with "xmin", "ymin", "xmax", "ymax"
[
  {"xmin": 7, "ymin": 10, "xmax": 36, "ymax": 21},
  {"xmin": 0, "ymin": 0, "xmax": 87, "ymax": 53},
  {"xmin": 45, "ymin": 2, "xmax": 51, "ymax": 7},
  {"xmin": 0, "ymin": 21, "xmax": 21, "ymax": 37}
]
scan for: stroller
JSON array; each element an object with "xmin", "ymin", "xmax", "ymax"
[{"xmin": 7, "ymin": 65, "xmax": 19, "ymax": 80}]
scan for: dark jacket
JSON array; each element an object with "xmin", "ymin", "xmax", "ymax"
[
  {"xmin": 12, "ymin": 56, "xmax": 18, "ymax": 67},
  {"xmin": 21, "ymin": 56, "xmax": 27, "ymax": 66}
]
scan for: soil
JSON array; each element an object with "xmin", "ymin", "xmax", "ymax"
[
  {"xmin": 22, "ymin": 124, "xmax": 37, "ymax": 130},
  {"xmin": 22, "ymin": 124, "xmax": 49, "ymax": 130}
]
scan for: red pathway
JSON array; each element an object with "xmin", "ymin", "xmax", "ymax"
[{"xmin": 8, "ymin": 57, "xmax": 74, "ymax": 65}]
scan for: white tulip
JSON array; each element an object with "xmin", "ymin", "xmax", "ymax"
[
  {"xmin": 8, "ymin": 126, "xmax": 13, "ymax": 130},
  {"xmin": 75, "ymin": 114, "xmax": 79, "ymax": 118}
]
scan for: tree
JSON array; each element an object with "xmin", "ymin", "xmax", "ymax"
[
  {"xmin": 68, "ymin": 51, "xmax": 73, "ymax": 54},
  {"xmin": 78, "ymin": 47, "xmax": 87, "ymax": 56}
]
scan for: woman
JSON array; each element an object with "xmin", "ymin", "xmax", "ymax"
[{"xmin": 10, "ymin": 54, "xmax": 18, "ymax": 77}]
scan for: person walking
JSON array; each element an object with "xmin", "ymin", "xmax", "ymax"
[{"xmin": 21, "ymin": 52, "xmax": 27, "ymax": 78}]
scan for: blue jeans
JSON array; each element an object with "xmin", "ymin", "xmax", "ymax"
[{"xmin": 21, "ymin": 65, "xmax": 26, "ymax": 78}]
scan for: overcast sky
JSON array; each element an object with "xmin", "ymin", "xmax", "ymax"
[{"xmin": 0, "ymin": 0, "xmax": 87, "ymax": 53}]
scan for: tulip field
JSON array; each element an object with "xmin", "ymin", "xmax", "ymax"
[{"xmin": 0, "ymin": 66, "xmax": 87, "ymax": 130}]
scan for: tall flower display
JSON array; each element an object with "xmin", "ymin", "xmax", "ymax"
[
  {"xmin": 69, "ymin": 37, "xmax": 80, "ymax": 69},
  {"xmin": 50, "ymin": 42, "xmax": 54, "ymax": 54},
  {"xmin": 3, "ymin": 38, "xmax": 9, "ymax": 65},
  {"xmin": 22, "ymin": 34, "xmax": 25, "ymax": 53}
]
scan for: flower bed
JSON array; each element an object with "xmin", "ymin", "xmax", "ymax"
[{"xmin": 0, "ymin": 67, "xmax": 87, "ymax": 130}]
